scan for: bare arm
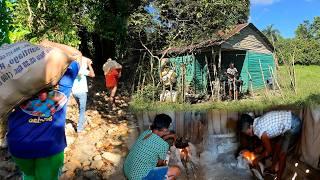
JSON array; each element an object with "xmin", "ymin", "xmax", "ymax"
[
  {"xmin": 87, "ymin": 60, "xmax": 95, "ymax": 78},
  {"xmin": 88, "ymin": 64, "xmax": 95, "ymax": 78},
  {"xmin": 261, "ymin": 132, "xmax": 272, "ymax": 157}
]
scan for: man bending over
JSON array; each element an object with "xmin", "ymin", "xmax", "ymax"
[{"xmin": 124, "ymin": 114, "xmax": 181, "ymax": 180}]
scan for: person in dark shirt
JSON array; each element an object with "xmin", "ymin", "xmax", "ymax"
[{"xmin": 7, "ymin": 61, "xmax": 79, "ymax": 180}]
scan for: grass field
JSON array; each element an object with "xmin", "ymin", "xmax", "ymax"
[{"xmin": 130, "ymin": 65, "xmax": 320, "ymax": 112}]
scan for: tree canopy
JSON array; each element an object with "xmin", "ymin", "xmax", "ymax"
[
  {"xmin": 262, "ymin": 16, "xmax": 320, "ymax": 65},
  {"xmin": 152, "ymin": 0, "xmax": 250, "ymax": 47}
]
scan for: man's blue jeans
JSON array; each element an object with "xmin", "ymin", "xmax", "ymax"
[{"xmin": 73, "ymin": 92, "xmax": 87, "ymax": 132}]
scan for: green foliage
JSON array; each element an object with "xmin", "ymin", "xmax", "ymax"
[
  {"xmin": 262, "ymin": 17, "xmax": 320, "ymax": 65},
  {"xmin": 130, "ymin": 65, "xmax": 320, "ymax": 112},
  {"xmin": 8, "ymin": 0, "xmax": 82, "ymax": 46},
  {"xmin": 277, "ymin": 38, "xmax": 320, "ymax": 65},
  {"xmin": 0, "ymin": 0, "xmax": 12, "ymax": 45},
  {"xmin": 152, "ymin": 0, "xmax": 250, "ymax": 47},
  {"xmin": 4, "ymin": 0, "xmax": 148, "ymax": 56},
  {"xmin": 132, "ymin": 84, "xmax": 161, "ymax": 103},
  {"xmin": 295, "ymin": 20, "xmax": 313, "ymax": 40},
  {"xmin": 261, "ymin": 24, "xmax": 281, "ymax": 43}
]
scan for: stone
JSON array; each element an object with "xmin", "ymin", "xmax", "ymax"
[
  {"xmin": 60, "ymin": 171, "xmax": 75, "ymax": 180},
  {"xmin": 0, "ymin": 137, "xmax": 7, "ymax": 148},
  {"xmin": 117, "ymin": 110, "xmax": 125, "ymax": 116},
  {"xmin": 84, "ymin": 170, "xmax": 101, "ymax": 179},
  {"xmin": 102, "ymin": 172, "xmax": 110, "ymax": 179},
  {"xmin": 96, "ymin": 141, "xmax": 103, "ymax": 148},
  {"xmin": 64, "ymin": 160, "xmax": 81, "ymax": 172},
  {"xmin": 94, "ymin": 155, "xmax": 102, "ymax": 161},
  {"xmin": 66, "ymin": 136, "xmax": 76, "ymax": 146},
  {"xmin": 0, "ymin": 169, "xmax": 8, "ymax": 177},
  {"xmin": 65, "ymin": 123, "xmax": 76, "ymax": 136},
  {"xmin": 83, "ymin": 166, "xmax": 90, "ymax": 171},
  {"xmin": 90, "ymin": 160, "xmax": 104, "ymax": 170},
  {"xmin": 101, "ymin": 152, "xmax": 122, "ymax": 165},
  {"xmin": 110, "ymin": 139, "xmax": 122, "ymax": 146},
  {"xmin": 82, "ymin": 161, "xmax": 91, "ymax": 167},
  {"xmin": 0, "ymin": 161, "xmax": 16, "ymax": 171}
]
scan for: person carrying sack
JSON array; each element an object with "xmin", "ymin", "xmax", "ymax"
[
  {"xmin": 72, "ymin": 57, "xmax": 95, "ymax": 133},
  {"xmin": 6, "ymin": 61, "xmax": 79, "ymax": 180},
  {"xmin": 102, "ymin": 58, "xmax": 122, "ymax": 106}
]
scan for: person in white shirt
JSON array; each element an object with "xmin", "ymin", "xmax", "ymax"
[
  {"xmin": 239, "ymin": 111, "xmax": 302, "ymax": 180},
  {"xmin": 226, "ymin": 63, "xmax": 238, "ymax": 99},
  {"xmin": 72, "ymin": 57, "xmax": 95, "ymax": 133}
]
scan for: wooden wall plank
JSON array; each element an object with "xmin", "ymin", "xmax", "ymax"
[
  {"xmin": 207, "ymin": 110, "xmax": 214, "ymax": 135},
  {"xmin": 175, "ymin": 111, "xmax": 185, "ymax": 137},
  {"xmin": 212, "ymin": 110, "xmax": 221, "ymax": 134},
  {"xmin": 227, "ymin": 111, "xmax": 239, "ymax": 133},
  {"xmin": 220, "ymin": 110, "xmax": 228, "ymax": 134}
]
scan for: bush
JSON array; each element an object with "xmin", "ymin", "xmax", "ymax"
[
  {"xmin": 132, "ymin": 83, "xmax": 161, "ymax": 103},
  {"xmin": 276, "ymin": 38, "xmax": 320, "ymax": 65}
]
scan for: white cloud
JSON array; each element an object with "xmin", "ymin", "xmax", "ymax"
[{"xmin": 251, "ymin": 0, "xmax": 280, "ymax": 5}]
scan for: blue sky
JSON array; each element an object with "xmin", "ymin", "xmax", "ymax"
[{"xmin": 250, "ymin": 0, "xmax": 320, "ymax": 38}]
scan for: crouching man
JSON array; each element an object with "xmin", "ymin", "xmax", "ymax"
[
  {"xmin": 124, "ymin": 114, "xmax": 181, "ymax": 180},
  {"xmin": 239, "ymin": 111, "xmax": 302, "ymax": 180}
]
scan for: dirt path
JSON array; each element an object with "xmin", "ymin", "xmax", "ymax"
[{"xmin": 61, "ymin": 79, "xmax": 139, "ymax": 179}]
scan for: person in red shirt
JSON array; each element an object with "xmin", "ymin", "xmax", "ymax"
[{"xmin": 105, "ymin": 67, "xmax": 122, "ymax": 105}]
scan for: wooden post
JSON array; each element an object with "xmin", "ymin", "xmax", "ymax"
[
  {"xmin": 220, "ymin": 110, "xmax": 228, "ymax": 134},
  {"xmin": 292, "ymin": 51, "xmax": 297, "ymax": 94},
  {"xmin": 181, "ymin": 64, "xmax": 185, "ymax": 103},
  {"xmin": 246, "ymin": 70, "xmax": 254, "ymax": 97},
  {"xmin": 211, "ymin": 48, "xmax": 218, "ymax": 100},
  {"xmin": 170, "ymin": 83, "xmax": 173, "ymax": 102},
  {"xmin": 141, "ymin": 73, "xmax": 146, "ymax": 93},
  {"xmin": 212, "ymin": 110, "xmax": 221, "ymax": 134},
  {"xmin": 218, "ymin": 48, "xmax": 222, "ymax": 101},
  {"xmin": 269, "ymin": 65, "xmax": 282, "ymax": 92},
  {"xmin": 207, "ymin": 110, "xmax": 214, "ymax": 135},
  {"xmin": 205, "ymin": 55, "xmax": 214, "ymax": 101},
  {"xmin": 233, "ymin": 78, "xmax": 237, "ymax": 100},
  {"xmin": 175, "ymin": 112, "xmax": 185, "ymax": 137},
  {"xmin": 267, "ymin": 66, "xmax": 274, "ymax": 91}
]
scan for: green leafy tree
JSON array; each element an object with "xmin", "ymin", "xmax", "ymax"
[
  {"xmin": 310, "ymin": 16, "xmax": 320, "ymax": 41},
  {"xmin": 295, "ymin": 20, "xmax": 312, "ymax": 39},
  {"xmin": 0, "ymin": 0, "xmax": 12, "ymax": 45},
  {"xmin": 262, "ymin": 24, "xmax": 281, "ymax": 43},
  {"xmin": 152, "ymin": 0, "xmax": 250, "ymax": 47}
]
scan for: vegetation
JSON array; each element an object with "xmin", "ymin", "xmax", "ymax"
[
  {"xmin": 1, "ymin": 1, "xmax": 319, "ymax": 112},
  {"xmin": 152, "ymin": 0, "xmax": 250, "ymax": 47},
  {"xmin": 0, "ymin": 0, "xmax": 150, "ymax": 64},
  {"xmin": 263, "ymin": 17, "xmax": 320, "ymax": 65},
  {"xmin": 130, "ymin": 65, "xmax": 320, "ymax": 112}
]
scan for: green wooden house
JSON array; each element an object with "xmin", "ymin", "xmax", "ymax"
[{"xmin": 164, "ymin": 23, "xmax": 275, "ymax": 95}]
